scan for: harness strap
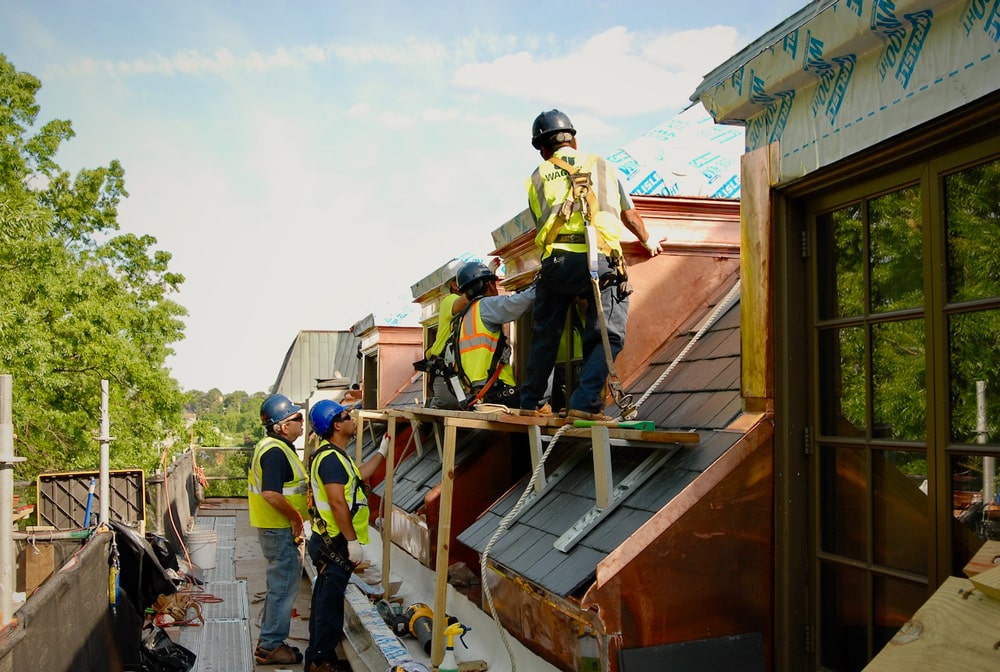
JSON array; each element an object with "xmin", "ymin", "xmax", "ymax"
[
  {"xmin": 450, "ymin": 297, "xmax": 508, "ymax": 395},
  {"xmin": 543, "ymin": 156, "xmax": 610, "ymax": 255},
  {"xmin": 466, "ymin": 362, "xmax": 505, "ymax": 409},
  {"xmin": 589, "ymin": 275, "xmax": 636, "ymax": 419}
]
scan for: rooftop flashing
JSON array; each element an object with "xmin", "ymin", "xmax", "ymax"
[
  {"xmin": 689, "ymin": 0, "xmax": 965, "ymax": 126},
  {"xmin": 689, "ymin": 0, "xmax": 836, "ymax": 120}
]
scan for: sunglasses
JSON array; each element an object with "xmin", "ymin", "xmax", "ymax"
[
  {"xmin": 336, "ymin": 413, "xmax": 353, "ymax": 424},
  {"xmin": 285, "ymin": 414, "xmax": 303, "ymax": 423}
]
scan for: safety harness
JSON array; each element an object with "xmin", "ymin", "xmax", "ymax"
[
  {"xmin": 542, "ymin": 155, "xmax": 635, "ymax": 418},
  {"xmin": 307, "ymin": 445, "xmax": 365, "ymax": 573},
  {"xmin": 449, "ymin": 296, "xmax": 510, "ymax": 409}
]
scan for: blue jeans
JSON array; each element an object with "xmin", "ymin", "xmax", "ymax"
[
  {"xmin": 520, "ymin": 251, "xmax": 628, "ymax": 413},
  {"xmin": 257, "ymin": 527, "xmax": 303, "ymax": 650},
  {"xmin": 304, "ymin": 533, "xmax": 352, "ymax": 667}
]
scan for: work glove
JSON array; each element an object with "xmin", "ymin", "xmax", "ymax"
[
  {"xmin": 643, "ymin": 236, "xmax": 663, "ymax": 256},
  {"xmin": 377, "ymin": 434, "xmax": 391, "ymax": 458},
  {"xmin": 347, "ymin": 539, "xmax": 364, "ymax": 565}
]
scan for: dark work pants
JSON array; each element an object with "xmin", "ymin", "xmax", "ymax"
[
  {"xmin": 304, "ymin": 533, "xmax": 351, "ymax": 668},
  {"xmin": 520, "ymin": 251, "xmax": 628, "ymax": 413}
]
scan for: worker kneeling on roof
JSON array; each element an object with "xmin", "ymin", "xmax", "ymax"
[{"xmin": 450, "ymin": 260, "xmax": 535, "ymax": 409}]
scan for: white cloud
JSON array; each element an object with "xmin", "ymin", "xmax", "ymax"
[
  {"xmin": 453, "ymin": 25, "xmax": 745, "ymax": 117},
  {"xmin": 45, "ymin": 37, "xmax": 452, "ymax": 80}
]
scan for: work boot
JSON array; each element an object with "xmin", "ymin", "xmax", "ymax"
[
  {"xmin": 519, "ymin": 403, "xmax": 553, "ymax": 418},
  {"xmin": 307, "ymin": 659, "xmax": 353, "ymax": 672},
  {"xmin": 567, "ymin": 409, "xmax": 614, "ymax": 422},
  {"xmin": 254, "ymin": 642, "xmax": 303, "ymax": 665}
]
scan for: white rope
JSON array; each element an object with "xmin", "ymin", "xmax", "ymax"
[
  {"xmin": 627, "ymin": 279, "xmax": 741, "ymax": 417},
  {"xmin": 480, "ymin": 422, "xmax": 572, "ymax": 671}
]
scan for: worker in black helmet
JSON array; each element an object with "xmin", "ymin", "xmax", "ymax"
[
  {"xmin": 449, "ymin": 260, "xmax": 535, "ymax": 408},
  {"xmin": 519, "ymin": 109, "xmax": 662, "ymax": 421}
]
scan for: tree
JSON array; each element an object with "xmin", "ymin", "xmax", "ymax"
[
  {"xmin": 184, "ymin": 389, "xmax": 267, "ymax": 447},
  {"xmin": 0, "ymin": 54, "xmax": 187, "ymax": 478}
]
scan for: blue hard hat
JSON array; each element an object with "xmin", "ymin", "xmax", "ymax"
[
  {"xmin": 260, "ymin": 394, "xmax": 302, "ymax": 427},
  {"xmin": 309, "ymin": 399, "xmax": 361, "ymax": 437}
]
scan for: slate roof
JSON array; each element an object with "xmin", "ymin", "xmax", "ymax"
[
  {"xmin": 458, "ymin": 282, "xmax": 743, "ymax": 597},
  {"xmin": 386, "ymin": 372, "xmax": 424, "ymax": 410},
  {"xmin": 372, "ymin": 429, "xmax": 487, "ymax": 513}
]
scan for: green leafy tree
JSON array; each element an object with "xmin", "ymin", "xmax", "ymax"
[
  {"xmin": 185, "ymin": 389, "xmax": 267, "ymax": 447},
  {"xmin": 184, "ymin": 389, "xmax": 267, "ymax": 496},
  {"xmin": 0, "ymin": 54, "xmax": 187, "ymax": 478}
]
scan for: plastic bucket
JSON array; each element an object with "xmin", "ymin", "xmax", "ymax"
[{"xmin": 185, "ymin": 529, "xmax": 217, "ymax": 570}]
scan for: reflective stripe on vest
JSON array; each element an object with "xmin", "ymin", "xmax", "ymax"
[
  {"xmin": 310, "ymin": 443, "xmax": 370, "ymax": 545},
  {"xmin": 247, "ymin": 436, "xmax": 308, "ymax": 528},
  {"xmin": 529, "ymin": 151, "xmax": 624, "ymax": 258},
  {"xmin": 457, "ymin": 300, "xmax": 515, "ymax": 388}
]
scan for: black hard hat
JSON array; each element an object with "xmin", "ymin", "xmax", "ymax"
[
  {"xmin": 456, "ymin": 261, "xmax": 496, "ymax": 294},
  {"xmin": 531, "ymin": 109, "xmax": 576, "ymax": 149}
]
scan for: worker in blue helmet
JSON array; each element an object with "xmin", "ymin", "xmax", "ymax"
[
  {"xmin": 248, "ymin": 393, "xmax": 308, "ymax": 665},
  {"xmin": 303, "ymin": 398, "xmax": 389, "ymax": 672}
]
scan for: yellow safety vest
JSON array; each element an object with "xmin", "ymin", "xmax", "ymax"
[
  {"xmin": 248, "ymin": 436, "xmax": 308, "ymax": 528},
  {"xmin": 427, "ymin": 292, "xmax": 460, "ymax": 358},
  {"xmin": 310, "ymin": 442, "xmax": 370, "ymax": 544},
  {"xmin": 457, "ymin": 299, "xmax": 516, "ymax": 389},
  {"xmin": 527, "ymin": 148, "xmax": 624, "ymax": 259},
  {"xmin": 556, "ymin": 311, "xmax": 584, "ymax": 362}
]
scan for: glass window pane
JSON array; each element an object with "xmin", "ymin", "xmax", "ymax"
[
  {"xmin": 819, "ymin": 326, "xmax": 868, "ymax": 437},
  {"xmin": 817, "ymin": 204, "xmax": 864, "ymax": 319},
  {"xmin": 949, "ymin": 309, "xmax": 1000, "ymax": 446},
  {"xmin": 950, "ymin": 453, "xmax": 1000, "ymax": 574},
  {"xmin": 869, "ymin": 185, "xmax": 923, "ymax": 312},
  {"xmin": 821, "ymin": 445, "xmax": 867, "ymax": 560},
  {"xmin": 873, "ymin": 574, "xmax": 926, "ymax": 654},
  {"xmin": 820, "ymin": 562, "xmax": 869, "ymax": 671},
  {"xmin": 871, "ymin": 319, "xmax": 926, "ymax": 441},
  {"xmin": 946, "ymin": 157, "xmax": 1000, "ymax": 303},
  {"xmin": 873, "ymin": 450, "xmax": 928, "ymax": 574}
]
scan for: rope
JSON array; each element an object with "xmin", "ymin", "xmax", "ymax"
[
  {"xmin": 481, "ymin": 422, "xmax": 573, "ymax": 671},
  {"xmin": 627, "ymin": 280, "xmax": 741, "ymax": 417},
  {"xmin": 590, "ymin": 276, "xmax": 634, "ymax": 418}
]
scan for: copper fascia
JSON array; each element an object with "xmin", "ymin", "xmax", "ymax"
[{"xmin": 582, "ymin": 412, "xmax": 774, "ymax": 602}]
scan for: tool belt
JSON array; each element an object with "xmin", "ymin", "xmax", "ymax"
[
  {"xmin": 413, "ymin": 356, "xmax": 455, "ymax": 379},
  {"xmin": 471, "ymin": 380, "xmax": 517, "ymax": 405},
  {"xmin": 312, "ymin": 531, "xmax": 355, "ymax": 574}
]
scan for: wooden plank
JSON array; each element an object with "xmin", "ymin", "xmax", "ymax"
[
  {"xmin": 528, "ymin": 426, "xmax": 545, "ymax": 494},
  {"xmin": 969, "ymin": 563, "xmax": 1000, "ymax": 601},
  {"xmin": 963, "ymin": 540, "xmax": 1000, "ymax": 578},
  {"xmin": 556, "ymin": 428, "xmax": 699, "ymax": 444},
  {"xmin": 864, "ymin": 576, "xmax": 1000, "ymax": 671},
  {"xmin": 381, "ymin": 415, "xmax": 397, "ymax": 599},
  {"xmin": 592, "ymin": 426, "xmax": 612, "ymax": 509},
  {"xmin": 430, "ymin": 421, "xmax": 457, "ymax": 668}
]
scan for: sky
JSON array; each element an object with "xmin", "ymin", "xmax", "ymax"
[{"xmin": 0, "ymin": 0, "xmax": 805, "ymax": 394}]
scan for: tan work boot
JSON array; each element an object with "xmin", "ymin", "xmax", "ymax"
[
  {"xmin": 519, "ymin": 403, "xmax": 553, "ymax": 417},
  {"xmin": 254, "ymin": 642, "xmax": 303, "ymax": 665}
]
